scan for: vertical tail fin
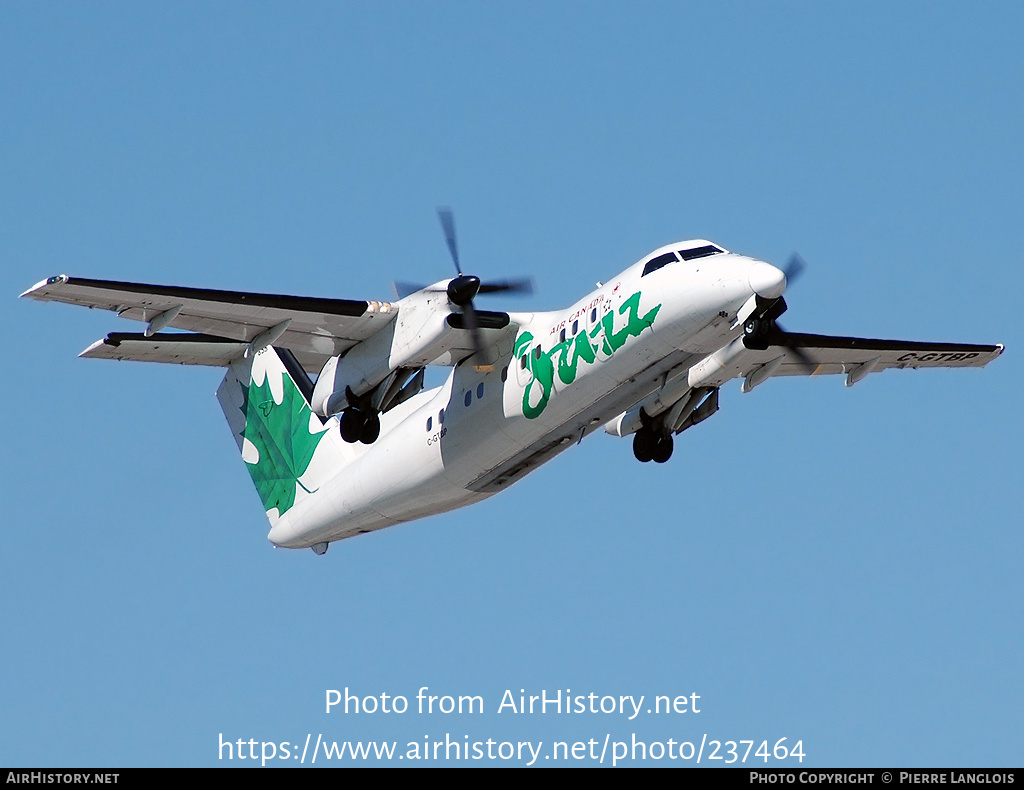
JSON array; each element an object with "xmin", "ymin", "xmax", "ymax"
[{"xmin": 217, "ymin": 346, "xmax": 333, "ymax": 523}]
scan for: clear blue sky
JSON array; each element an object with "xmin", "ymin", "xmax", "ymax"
[{"xmin": 2, "ymin": 1, "xmax": 1021, "ymax": 767}]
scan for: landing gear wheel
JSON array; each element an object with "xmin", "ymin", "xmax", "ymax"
[
  {"xmin": 652, "ymin": 434, "xmax": 673, "ymax": 464},
  {"xmin": 633, "ymin": 429, "xmax": 656, "ymax": 463},
  {"xmin": 339, "ymin": 408, "xmax": 366, "ymax": 443},
  {"xmin": 744, "ymin": 318, "xmax": 764, "ymax": 337},
  {"xmin": 359, "ymin": 412, "xmax": 380, "ymax": 444}
]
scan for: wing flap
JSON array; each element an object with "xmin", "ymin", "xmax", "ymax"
[
  {"xmin": 81, "ymin": 333, "xmax": 251, "ymax": 366},
  {"xmin": 79, "ymin": 332, "xmax": 338, "ymax": 372}
]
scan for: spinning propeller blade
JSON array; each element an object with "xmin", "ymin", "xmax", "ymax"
[
  {"xmin": 771, "ymin": 253, "xmax": 813, "ymax": 365},
  {"xmin": 432, "ymin": 207, "xmax": 533, "ymax": 369},
  {"xmin": 784, "ymin": 253, "xmax": 806, "ymax": 287},
  {"xmin": 394, "ymin": 280, "xmax": 428, "ymax": 299},
  {"xmin": 438, "ymin": 206, "xmax": 461, "ymax": 274},
  {"xmin": 479, "ymin": 277, "xmax": 534, "ymax": 296},
  {"xmin": 744, "ymin": 252, "xmax": 815, "ymax": 366}
]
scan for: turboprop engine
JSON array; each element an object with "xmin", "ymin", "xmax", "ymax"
[
  {"xmin": 310, "ymin": 286, "xmax": 458, "ymax": 443},
  {"xmin": 310, "ymin": 279, "xmax": 515, "ymax": 444},
  {"xmin": 313, "ymin": 207, "xmax": 530, "ymax": 445}
]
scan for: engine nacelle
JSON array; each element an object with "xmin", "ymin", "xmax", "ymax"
[
  {"xmin": 605, "ymin": 368, "xmax": 693, "ymax": 437},
  {"xmin": 606, "ymin": 335, "xmax": 756, "ymax": 438},
  {"xmin": 686, "ymin": 335, "xmax": 753, "ymax": 390},
  {"xmin": 311, "ymin": 284, "xmax": 489, "ymax": 418}
]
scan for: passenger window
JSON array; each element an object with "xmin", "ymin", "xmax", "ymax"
[
  {"xmin": 477, "ymin": 383, "xmax": 484, "ymax": 399},
  {"xmin": 465, "ymin": 390, "xmax": 472, "ymax": 407},
  {"xmin": 438, "ymin": 408, "xmax": 445, "ymax": 424},
  {"xmin": 426, "ymin": 416, "xmax": 432, "ymax": 431}
]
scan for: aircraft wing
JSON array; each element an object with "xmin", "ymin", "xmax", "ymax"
[
  {"xmin": 21, "ymin": 275, "xmax": 398, "ymax": 372},
  {"xmin": 755, "ymin": 330, "xmax": 1003, "ymax": 385}
]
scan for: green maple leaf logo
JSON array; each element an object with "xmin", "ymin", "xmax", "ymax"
[{"xmin": 240, "ymin": 371, "xmax": 327, "ymax": 516}]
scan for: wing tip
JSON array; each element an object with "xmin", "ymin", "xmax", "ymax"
[
  {"xmin": 19, "ymin": 274, "xmax": 69, "ymax": 299},
  {"xmin": 79, "ymin": 336, "xmax": 114, "ymax": 358}
]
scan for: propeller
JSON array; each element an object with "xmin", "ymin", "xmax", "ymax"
[
  {"xmin": 761, "ymin": 322, "xmax": 814, "ymax": 367},
  {"xmin": 744, "ymin": 252, "xmax": 814, "ymax": 367},
  {"xmin": 775, "ymin": 252, "xmax": 815, "ymax": 365},
  {"xmin": 783, "ymin": 252, "xmax": 805, "ymax": 287},
  {"xmin": 438, "ymin": 206, "xmax": 462, "ymax": 274},
  {"xmin": 394, "ymin": 209, "xmax": 534, "ymax": 301},
  {"xmin": 433, "ymin": 207, "xmax": 533, "ymax": 369},
  {"xmin": 393, "ymin": 280, "xmax": 428, "ymax": 299}
]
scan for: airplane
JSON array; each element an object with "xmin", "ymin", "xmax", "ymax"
[{"xmin": 22, "ymin": 210, "xmax": 1003, "ymax": 554}]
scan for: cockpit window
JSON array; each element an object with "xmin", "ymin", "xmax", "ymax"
[
  {"xmin": 641, "ymin": 251, "xmax": 680, "ymax": 277},
  {"xmin": 678, "ymin": 244, "xmax": 724, "ymax": 261},
  {"xmin": 641, "ymin": 244, "xmax": 726, "ymax": 277}
]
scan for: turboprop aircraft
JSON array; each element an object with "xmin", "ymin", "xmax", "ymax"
[{"xmin": 22, "ymin": 210, "xmax": 1003, "ymax": 554}]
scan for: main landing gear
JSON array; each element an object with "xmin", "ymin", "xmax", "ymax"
[
  {"xmin": 633, "ymin": 428, "xmax": 673, "ymax": 464},
  {"xmin": 339, "ymin": 407, "xmax": 380, "ymax": 444}
]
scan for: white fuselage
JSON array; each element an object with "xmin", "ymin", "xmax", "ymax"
[{"xmin": 268, "ymin": 242, "xmax": 779, "ymax": 548}]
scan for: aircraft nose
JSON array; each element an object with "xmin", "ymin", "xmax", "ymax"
[{"xmin": 748, "ymin": 261, "xmax": 786, "ymax": 299}]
